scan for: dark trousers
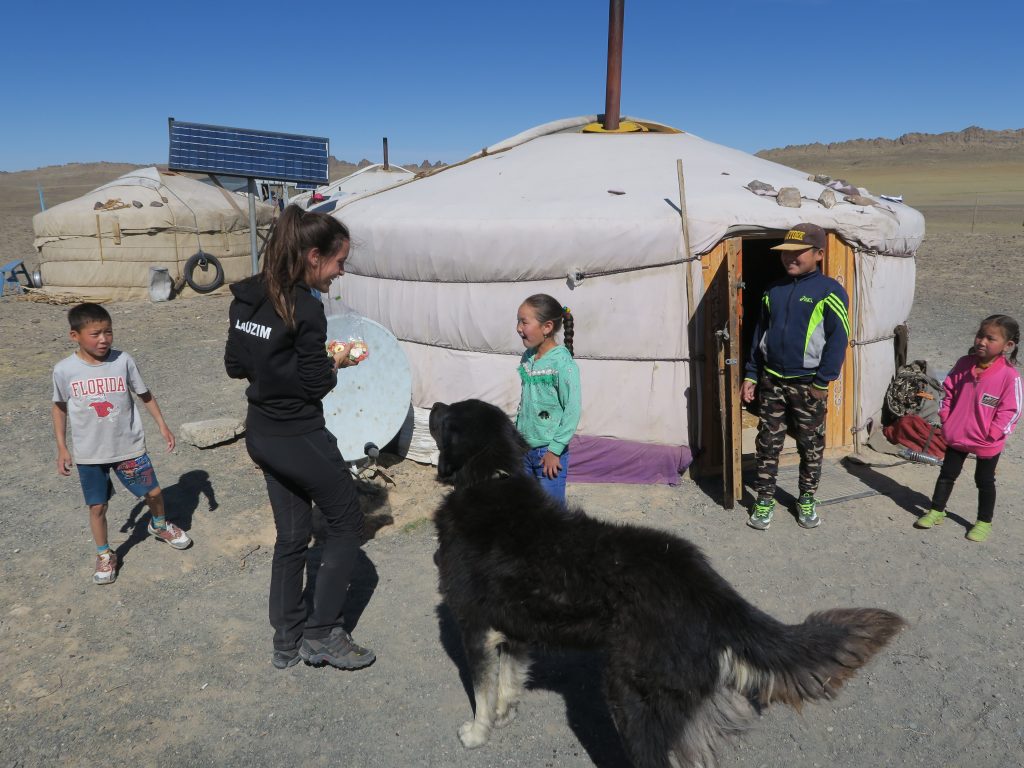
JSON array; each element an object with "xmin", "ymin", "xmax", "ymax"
[
  {"xmin": 930, "ymin": 447, "xmax": 1000, "ymax": 523},
  {"xmin": 753, "ymin": 374, "xmax": 827, "ymax": 498},
  {"xmin": 246, "ymin": 428, "xmax": 364, "ymax": 650}
]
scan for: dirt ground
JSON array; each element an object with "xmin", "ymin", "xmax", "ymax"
[{"xmin": 2, "ymin": 223, "xmax": 1024, "ymax": 766}]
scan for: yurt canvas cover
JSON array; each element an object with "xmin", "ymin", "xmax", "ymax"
[
  {"xmin": 33, "ymin": 167, "xmax": 275, "ymax": 299},
  {"xmin": 327, "ymin": 116, "xmax": 924, "ymax": 485}
]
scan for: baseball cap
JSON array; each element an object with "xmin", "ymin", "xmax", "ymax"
[{"xmin": 771, "ymin": 223, "xmax": 827, "ymax": 251}]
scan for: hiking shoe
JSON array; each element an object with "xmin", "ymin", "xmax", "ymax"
[
  {"xmin": 966, "ymin": 521, "xmax": 992, "ymax": 543},
  {"xmin": 299, "ymin": 627, "xmax": 376, "ymax": 670},
  {"xmin": 915, "ymin": 508, "xmax": 946, "ymax": 529},
  {"xmin": 747, "ymin": 498, "xmax": 775, "ymax": 530},
  {"xmin": 148, "ymin": 521, "xmax": 192, "ymax": 550},
  {"xmin": 93, "ymin": 551, "xmax": 118, "ymax": 585},
  {"xmin": 796, "ymin": 493, "xmax": 820, "ymax": 529},
  {"xmin": 272, "ymin": 647, "xmax": 301, "ymax": 670}
]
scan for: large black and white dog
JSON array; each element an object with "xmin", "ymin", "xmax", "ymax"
[{"xmin": 430, "ymin": 399, "xmax": 905, "ymax": 768}]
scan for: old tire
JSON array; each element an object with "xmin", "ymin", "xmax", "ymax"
[{"xmin": 184, "ymin": 252, "xmax": 224, "ymax": 294}]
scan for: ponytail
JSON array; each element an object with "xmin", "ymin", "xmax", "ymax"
[
  {"xmin": 561, "ymin": 306, "xmax": 574, "ymax": 357},
  {"xmin": 262, "ymin": 204, "xmax": 350, "ymax": 328}
]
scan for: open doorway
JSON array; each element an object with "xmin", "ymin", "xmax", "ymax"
[
  {"xmin": 737, "ymin": 237, "xmax": 791, "ymax": 464},
  {"xmin": 738, "ymin": 237, "xmax": 787, "ymax": 376},
  {"xmin": 695, "ymin": 232, "xmax": 859, "ymax": 506}
]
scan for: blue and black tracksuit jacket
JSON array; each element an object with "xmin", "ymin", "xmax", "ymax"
[{"xmin": 743, "ymin": 269, "xmax": 851, "ymax": 391}]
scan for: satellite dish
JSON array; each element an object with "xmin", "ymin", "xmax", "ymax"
[{"xmin": 323, "ymin": 312, "xmax": 412, "ymax": 462}]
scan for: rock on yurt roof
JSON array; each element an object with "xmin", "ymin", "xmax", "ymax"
[{"xmin": 33, "ymin": 167, "xmax": 274, "ymax": 299}]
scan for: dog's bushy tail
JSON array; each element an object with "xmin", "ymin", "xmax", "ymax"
[{"xmin": 722, "ymin": 607, "xmax": 906, "ymax": 709}]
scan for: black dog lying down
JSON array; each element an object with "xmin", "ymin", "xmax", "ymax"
[{"xmin": 430, "ymin": 399, "xmax": 905, "ymax": 768}]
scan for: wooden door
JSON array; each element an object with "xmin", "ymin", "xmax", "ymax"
[{"xmin": 697, "ymin": 237, "xmax": 744, "ymax": 507}]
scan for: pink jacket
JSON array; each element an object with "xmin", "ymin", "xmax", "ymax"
[{"xmin": 939, "ymin": 355, "xmax": 1022, "ymax": 457}]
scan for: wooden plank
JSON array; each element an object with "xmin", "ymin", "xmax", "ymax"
[
  {"xmin": 823, "ymin": 234, "xmax": 856, "ymax": 449},
  {"xmin": 724, "ymin": 238, "xmax": 743, "ymax": 505},
  {"xmin": 677, "ymin": 160, "xmax": 696, "ymax": 321},
  {"xmin": 95, "ymin": 215, "xmax": 104, "ymax": 262},
  {"xmin": 696, "ymin": 241, "xmax": 727, "ymax": 475}
]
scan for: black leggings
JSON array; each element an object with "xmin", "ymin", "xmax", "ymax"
[
  {"xmin": 246, "ymin": 427, "xmax": 364, "ymax": 650},
  {"xmin": 929, "ymin": 447, "xmax": 1000, "ymax": 523}
]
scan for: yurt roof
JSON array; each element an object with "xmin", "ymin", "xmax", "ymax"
[
  {"xmin": 33, "ymin": 167, "xmax": 274, "ymax": 239},
  {"xmin": 336, "ymin": 116, "xmax": 924, "ymax": 283},
  {"xmin": 292, "ymin": 163, "xmax": 415, "ymax": 208}
]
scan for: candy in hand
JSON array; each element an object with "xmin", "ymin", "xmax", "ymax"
[
  {"xmin": 326, "ymin": 339, "xmax": 369, "ymax": 362},
  {"xmin": 347, "ymin": 340, "xmax": 369, "ymax": 362}
]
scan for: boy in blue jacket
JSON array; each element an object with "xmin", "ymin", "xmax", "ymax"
[{"xmin": 741, "ymin": 223, "xmax": 850, "ymax": 530}]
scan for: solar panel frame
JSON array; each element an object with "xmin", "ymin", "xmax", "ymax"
[{"xmin": 167, "ymin": 119, "xmax": 329, "ymax": 185}]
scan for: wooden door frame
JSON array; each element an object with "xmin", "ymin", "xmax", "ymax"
[{"xmin": 693, "ymin": 233, "xmax": 857, "ymax": 492}]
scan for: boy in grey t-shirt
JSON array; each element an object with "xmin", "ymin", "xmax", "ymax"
[{"xmin": 52, "ymin": 303, "xmax": 192, "ymax": 585}]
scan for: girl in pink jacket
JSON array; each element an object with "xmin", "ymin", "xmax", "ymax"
[{"xmin": 916, "ymin": 314, "xmax": 1022, "ymax": 542}]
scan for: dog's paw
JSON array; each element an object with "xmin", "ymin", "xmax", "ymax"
[
  {"xmin": 458, "ymin": 720, "xmax": 490, "ymax": 748},
  {"xmin": 494, "ymin": 703, "xmax": 518, "ymax": 728}
]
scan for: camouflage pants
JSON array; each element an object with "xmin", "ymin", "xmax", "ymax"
[{"xmin": 753, "ymin": 374, "xmax": 827, "ymax": 498}]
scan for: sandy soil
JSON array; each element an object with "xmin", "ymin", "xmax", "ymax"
[{"xmin": 1, "ymin": 169, "xmax": 1023, "ymax": 766}]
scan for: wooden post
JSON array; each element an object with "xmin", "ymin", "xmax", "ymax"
[
  {"xmin": 677, "ymin": 159, "xmax": 701, "ymax": 454},
  {"xmin": 95, "ymin": 214, "xmax": 104, "ymax": 262}
]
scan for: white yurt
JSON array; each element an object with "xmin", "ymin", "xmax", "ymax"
[
  {"xmin": 290, "ymin": 163, "xmax": 415, "ymax": 211},
  {"xmin": 326, "ymin": 116, "xmax": 924, "ymax": 486},
  {"xmin": 32, "ymin": 167, "xmax": 275, "ymax": 299}
]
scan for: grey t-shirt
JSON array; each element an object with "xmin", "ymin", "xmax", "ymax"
[{"xmin": 52, "ymin": 349, "xmax": 149, "ymax": 464}]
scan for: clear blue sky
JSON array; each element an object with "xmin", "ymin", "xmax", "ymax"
[{"xmin": 2, "ymin": 0, "xmax": 1019, "ymax": 171}]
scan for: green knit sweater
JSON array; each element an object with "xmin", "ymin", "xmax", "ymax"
[{"xmin": 515, "ymin": 345, "xmax": 581, "ymax": 456}]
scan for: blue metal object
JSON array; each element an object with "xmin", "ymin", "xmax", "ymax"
[
  {"xmin": 167, "ymin": 118, "xmax": 329, "ymax": 185},
  {"xmin": 322, "ymin": 312, "xmax": 412, "ymax": 462},
  {"xmin": 1, "ymin": 259, "xmax": 31, "ymax": 296}
]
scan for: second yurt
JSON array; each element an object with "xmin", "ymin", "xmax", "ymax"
[{"xmin": 32, "ymin": 167, "xmax": 275, "ymax": 299}]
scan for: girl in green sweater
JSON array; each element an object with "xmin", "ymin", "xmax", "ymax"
[{"xmin": 515, "ymin": 294, "xmax": 582, "ymax": 503}]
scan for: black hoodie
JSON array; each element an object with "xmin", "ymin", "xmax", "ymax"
[{"xmin": 225, "ymin": 276, "xmax": 337, "ymax": 435}]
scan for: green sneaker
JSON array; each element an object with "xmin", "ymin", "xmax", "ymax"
[
  {"xmin": 747, "ymin": 497, "xmax": 775, "ymax": 530},
  {"xmin": 966, "ymin": 521, "xmax": 992, "ymax": 542},
  {"xmin": 915, "ymin": 508, "xmax": 946, "ymax": 529},
  {"xmin": 796, "ymin": 493, "xmax": 820, "ymax": 529}
]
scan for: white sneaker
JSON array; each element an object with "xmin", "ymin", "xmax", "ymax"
[
  {"xmin": 93, "ymin": 551, "xmax": 118, "ymax": 584},
  {"xmin": 148, "ymin": 521, "xmax": 192, "ymax": 550}
]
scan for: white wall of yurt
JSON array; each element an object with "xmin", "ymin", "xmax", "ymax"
[
  {"xmin": 324, "ymin": 116, "xmax": 924, "ymax": 482},
  {"xmin": 32, "ymin": 167, "xmax": 275, "ymax": 299}
]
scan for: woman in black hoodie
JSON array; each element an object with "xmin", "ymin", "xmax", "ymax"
[{"xmin": 225, "ymin": 205, "xmax": 375, "ymax": 671}]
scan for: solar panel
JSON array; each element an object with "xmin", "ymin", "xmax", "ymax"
[{"xmin": 167, "ymin": 119, "xmax": 329, "ymax": 185}]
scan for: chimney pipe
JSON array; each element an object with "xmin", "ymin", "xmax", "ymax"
[
  {"xmin": 382, "ymin": 137, "xmax": 389, "ymax": 170},
  {"xmin": 603, "ymin": 0, "xmax": 624, "ymax": 131}
]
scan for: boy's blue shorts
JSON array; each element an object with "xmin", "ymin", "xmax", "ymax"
[{"xmin": 77, "ymin": 454, "xmax": 160, "ymax": 507}]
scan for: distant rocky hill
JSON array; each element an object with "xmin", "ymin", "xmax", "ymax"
[{"xmin": 758, "ymin": 126, "xmax": 1024, "ymax": 167}]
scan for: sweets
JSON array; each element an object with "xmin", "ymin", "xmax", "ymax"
[{"xmin": 326, "ymin": 338, "xmax": 369, "ymax": 362}]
